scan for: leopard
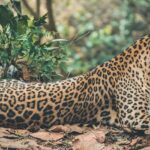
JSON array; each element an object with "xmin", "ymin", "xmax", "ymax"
[{"xmin": 0, "ymin": 35, "xmax": 150, "ymax": 133}]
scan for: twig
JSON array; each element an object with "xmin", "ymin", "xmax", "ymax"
[
  {"xmin": 69, "ymin": 30, "xmax": 94, "ymax": 45},
  {"xmin": 10, "ymin": 0, "xmax": 22, "ymax": 15}
]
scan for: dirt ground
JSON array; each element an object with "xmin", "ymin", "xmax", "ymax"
[{"xmin": 0, "ymin": 125, "xmax": 150, "ymax": 150}]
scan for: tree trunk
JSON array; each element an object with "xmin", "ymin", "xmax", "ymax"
[{"xmin": 22, "ymin": 0, "xmax": 59, "ymax": 37}]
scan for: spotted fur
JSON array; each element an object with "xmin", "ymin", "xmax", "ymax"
[{"xmin": 0, "ymin": 35, "xmax": 150, "ymax": 132}]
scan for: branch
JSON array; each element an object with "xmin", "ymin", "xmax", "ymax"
[
  {"xmin": 36, "ymin": 0, "xmax": 40, "ymax": 18},
  {"xmin": 10, "ymin": 0, "xmax": 22, "ymax": 15},
  {"xmin": 22, "ymin": 0, "xmax": 59, "ymax": 37},
  {"xmin": 22, "ymin": 0, "xmax": 38, "ymax": 18},
  {"xmin": 46, "ymin": 0, "xmax": 57, "ymax": 32}
]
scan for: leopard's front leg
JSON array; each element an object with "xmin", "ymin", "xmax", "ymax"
[{"xmin": 115, "ymin": 79, "xmax": 150, "ymax": 133}]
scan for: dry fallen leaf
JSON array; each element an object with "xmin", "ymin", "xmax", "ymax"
[
  {"xmin": 15, "ymin": 129, "xmax": 30, "ymax": 135},
  {"xmin": 49, "ymin": 125, "xmax": 70, "ymax": 133},
  {"xmin": 0, "ymin": 139, "xmax": 38, "ymax": 149},
  {"xmin": 145, "ymin": 129, "xmax": 150, "ymax": 135},
  {"xmin": 0, "ymin": 128, "xmax": 10, "ymax": 138},
  {"xmin": 0, "ymin": 128, "xmax": 53, "ymax": 150},
  {"xmin": 68, "ymin": 125, "xmax": 85, "ymax": 133},
  {"xmin": 0, "ymin": 125, "xmax": 150, "ymax": 150},
  {"xmin": 31, "ymin": 131, "xmax": 64, "ymax": 141},
  {"xmin": 49, "ymin": 124, "xmax": 85, "ymax": 134},
  {"xmin": 72, "ymin": 129, "xmax": 106, "ymax": 150},
  {"xmin": 130, "ymin": 137, "xmax": 142, "ymax": 146},
  {"xmin": 141, "ymin": 147, "xmax": 150, "ymax": 150}
]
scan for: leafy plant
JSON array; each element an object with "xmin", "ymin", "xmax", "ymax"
[{"xmin": 0, "ymin": 3, "xmax": 70, "ymax": 82}]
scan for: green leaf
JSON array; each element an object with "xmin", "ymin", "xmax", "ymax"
[
  {"xmin": 0, "ymin": 4, "xmax": 70, "ymax": 81},
  {"xmin": 34, "ymin": 13, "xmax": 47, "ymax": 26},
  {"xmin": 10, "ymin": 15, "xmax": 29, "ymax": 35}
]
